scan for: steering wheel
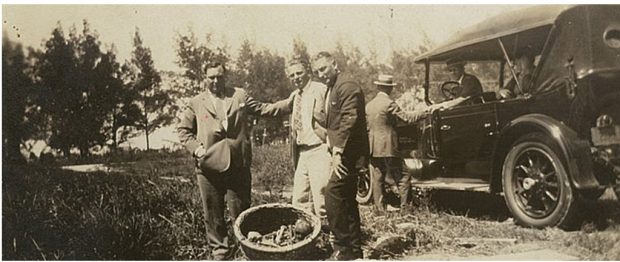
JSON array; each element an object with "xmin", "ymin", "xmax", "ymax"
[{"xmin": 440, "ymin": 81, "xmax": 461, "ymax": 99}]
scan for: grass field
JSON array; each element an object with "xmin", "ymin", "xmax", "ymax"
[{"xmin": 3, "ymin": 144, "xmax": 620, "ymax": 260}]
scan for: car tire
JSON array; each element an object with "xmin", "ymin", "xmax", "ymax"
[
  {"xmin": 502, "ymin": 133, "xmax": 581, "ymax": 229},
  {"xmin": 356, "ymin": 163, "xmax": 375, "ymax": 204}
]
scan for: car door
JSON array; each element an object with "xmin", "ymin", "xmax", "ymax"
[{"xmin": 435, "ymin": 102, "xmax": 499, "ymax": 177}]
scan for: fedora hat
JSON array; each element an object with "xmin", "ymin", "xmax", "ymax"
[
  {"xmin": 374, "ymin": 74, "xmax": 397, "ymax": 87},
  {"xmin": 446, "ymin": 57, "xmax": 466, "ymax": 68}
]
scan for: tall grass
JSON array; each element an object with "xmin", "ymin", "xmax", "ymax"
[
  {"xmin": 3, "ymin": 145, "xmax": 293, "ymax": 260},
  {"xmin": 3, "ymin": 144, "xmax": 619, "ymax": 260}
]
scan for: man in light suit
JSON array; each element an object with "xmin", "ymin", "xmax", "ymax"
[
  {"xmin": 365, "ymin": 75, "xmax": 424, "ymax": 213},
  {"xmin": 284, "ymin": 58, "xmax": 331, "ymax": 219},
  {"xmin": 313, "ymin": 51, "xmax": 368, "ymax": 260},
  {"xmin": 177, "ymin": 62, "xmax": 291, "ymax": 260}
]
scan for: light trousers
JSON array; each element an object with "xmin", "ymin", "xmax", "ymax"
[{"xmin": 292, "ymin": 143, "xmax": 331, "ymax": 218}]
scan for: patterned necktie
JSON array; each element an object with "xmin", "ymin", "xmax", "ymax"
[{"xmin": 293, "ymin": 90, "xmax": 303, "ymax": 132}]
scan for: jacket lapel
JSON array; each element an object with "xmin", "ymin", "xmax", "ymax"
[
  {"xmin": 224, "ymin": 87, "xmax": 235, "ymax": 116},
  {"xmin": 201, "ymin": 92, "xmax": 217, "ymax": 117}
]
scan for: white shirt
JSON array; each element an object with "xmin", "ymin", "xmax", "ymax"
[
  {"xmin": 209, "ymin": 91, "xmax": 229, "ymax": 131},
  {"xmin": 293, "ymin": 81, "xmax": 326, "ymax": 146}
]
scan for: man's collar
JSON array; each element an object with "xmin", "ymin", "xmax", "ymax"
[
  {"xmin": 378, "ymin": 91, "xmax": 390, "ymax": 97},
  {"xmin": 299, "ymin": 80, "xmax": 312, "ymax": 93},
  {"xmin": 208, "ymin": 87, "xmax": 230, "ymax": 99},
  {"xmin": 327, "ymin": 73, "xmax": 340, "ymax": 88}
]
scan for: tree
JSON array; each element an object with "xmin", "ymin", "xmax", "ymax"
[
  {"xmin": 34, "ymin": 21, "xmax": 138, "ymax": 157},
  {"xmin": 332, "ymin": 41, "xmax": 381, "ymax": 102},
  {"xmin": 97, "ymin": 48, "xmax": 142, "ymax": 150},
  {"xmin": 35, "ymin": 23, "xmax": 82, "ymax": 156},
  {"xmin": 234, "ymin": 39, "xmax": 290, "ymax": 144},
  {"xmin": 292, "ymin": 37, "xmax": 310, "ymax": 64},
  {"xmin": 70, "ymin": 22, "xmax": 112, "ymax": 156},
  {"xmin": 124, "ymin": 28, "xmax": 172, "ymax": 151},
  {"xmin": 2, "ymin": 34, "xmax": 36, "ymax": 162},
  {"xmin": 391, "ymin": 49, "xmax": 426, "ymax": 110},
  {"xmin": 174, "ymin": 29, "xmax": 230, "ymax": 97}
]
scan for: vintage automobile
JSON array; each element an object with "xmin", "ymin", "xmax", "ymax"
[{"xmin": 356, "ymin": 5, "xmax": 620, "ymax": 229}]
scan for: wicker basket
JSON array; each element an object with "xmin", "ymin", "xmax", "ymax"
[{"xmin": 233, "ymin": 203, "xmax": 321, "ymax": 260}]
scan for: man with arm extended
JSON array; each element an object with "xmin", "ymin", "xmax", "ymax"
[
  {"xmin": 284, "ymin": 57, "xmax": 331, "ymax": 220},
  {"xmin": 366, "ymin": 74, "xmax": 425, "ymax": 213}
]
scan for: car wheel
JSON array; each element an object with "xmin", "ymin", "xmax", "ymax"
[
  {"xmin": 356, "ymin": 163, "xmax": 375, "ymax": 204},
  {"xmin": 502, "ymin": 133, "xmax": 580, "ymax": 229}
]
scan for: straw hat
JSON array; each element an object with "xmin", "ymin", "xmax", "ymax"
[{"xmin": 374, "ymin": 74, "xmax": 397, "ymax": 87}]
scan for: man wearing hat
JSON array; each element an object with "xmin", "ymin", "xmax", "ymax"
[
  {"xmin": 446, "ymin": 58, "xmax": 483, "ymax": 99},
  {"xmin": 365, "ymin": 74, "xmax": 424, "ymax": 213}
]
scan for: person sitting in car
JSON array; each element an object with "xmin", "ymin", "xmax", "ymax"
[
  {"xmin": 499, "ymin": 51, "xmax": 536, "ymax": 99},
  {"xmin": 445, "ymin": 58, "xmax": 483, "ymax": 99}
]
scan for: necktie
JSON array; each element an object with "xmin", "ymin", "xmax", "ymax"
[
  {"xmin": 215, "ymin": 96, "xmax": 228, "ymax": 131},
  {"xmin": 293, "ymin": 90, "xmax": 303, "ymax": 132},
  {"xmin": 324, "ymin": 88, "xmax": 331, "ymax": 125},
  {"xmin": 216, "ymin": 97, "xmax": 225, "ymax": 120}
]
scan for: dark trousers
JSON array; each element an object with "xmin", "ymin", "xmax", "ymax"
[
  {"xmin": 196, "ymin": 166, "xmax": 251, "ymax": 260},
  {"xmin": 325, "ymin": 157, "xmax": 362, "ymax": 257},
  {"xmin": 371, "ymin": 157, "xmax": 411, "ymax": 211}
]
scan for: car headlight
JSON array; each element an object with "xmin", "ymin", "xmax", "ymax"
[{"xmin": 596, "ymin": 114, "xmax": 613, "ymax": 128}]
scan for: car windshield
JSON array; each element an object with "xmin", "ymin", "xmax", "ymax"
[{"xmin": 428, "ymin": 61, "xmax": 501, "ymax": 103}]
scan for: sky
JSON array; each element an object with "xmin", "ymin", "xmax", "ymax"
[{"xmin": 2, "ymin": 5, "xmax": 534, "ymax": 72}]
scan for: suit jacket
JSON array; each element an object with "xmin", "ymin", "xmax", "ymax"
[
  {"xmin": 289, "ymin": 81, "xmax": 328, "ymax": 167},
  {"xmin": 456, "ymin": 73, "xmax": 483, "ymax": 98},
  {"xmin": 325, "ymin": 72, "xmax": 369, "ymax": 169},
  {"xmin": 366, "ymin": 92, "xmax": 424, "ymax": 158},
  {"xmin": 177, "ymin": 87, "xmax": 290, "ymax": 174}
]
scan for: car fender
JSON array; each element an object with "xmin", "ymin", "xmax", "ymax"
[{"xmin": 490, "ymin": 113, "xmax": 599, "ymax": 192}]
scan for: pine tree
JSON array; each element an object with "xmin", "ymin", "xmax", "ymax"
[
  {"xmin": 125, "ymin": 28, "xmax": 171, "ymax": 151},
  {"xmin": 2, "ymin": 34, "xmax": 35, "ymax": 162}
]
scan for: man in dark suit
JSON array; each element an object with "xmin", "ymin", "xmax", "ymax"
[
  {"xmin": 313, "ymin": 51, "xmax": 368, "ymax": 260},
  {"xmin": 365, "ymin": 74, "xmax": 424, "ymax": 213},
  {"xmin": 177, "ymin": 62, "xmax": 290, "ymax": 260},
  {"xmin": 446, "ymin": 58, "xmax": 483, "ymax": 99}
]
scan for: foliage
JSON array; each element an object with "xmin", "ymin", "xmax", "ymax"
[
  {"xmin": 331, "ymin": 41, "xmax": 384, "ymax": 103},
  {"xmin": 2, "ymin": 34, "xmax": 37, "ymax": 162},
  {"xmin": 391, "ymin": 49, "xmax": 427, "ymax": 110},
  {"xmin": 34, "ymin": 23, "xmax": 78, "ymax": 156},
  {"xmin": 4, "ymin": 146, "xmax": 619, "ymax": 260},
  {"xmin": 30, "ymin": 21, "xmax": 144, "ymax": 157},
  {"xmin": 291, "ymin": 37, "xmax": 311, "ymax": 69},
  {"xmin": 233, "ymin": 40, "xmax": 291, "ymax": 144},
  {"xmin": 173, "ymin": 29, "xmax": 230, "ymax": 98},
  {"xmin": 124, "ymin": 28, "xmax": 175, "ymax": 151},
  {"xmin": 2, "ymin": 145, "xmax": 292, "ymax": 260}
]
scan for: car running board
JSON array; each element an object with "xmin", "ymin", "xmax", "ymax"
[{"xmin": 410, "ymin": 178, "xmax": 490, "ymax": 192}]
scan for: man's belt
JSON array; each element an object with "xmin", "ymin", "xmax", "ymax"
[{"xmin": 297, "ymin": 143, "xmax": 322, "ymax": 151}]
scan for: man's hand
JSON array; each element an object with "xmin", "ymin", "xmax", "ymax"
[
  {"xmin": 194, "ymin": 145, "xmax": 206, "ymax": 159},
  {"xmin": 331, "ymin": 152, "xmax": 348, "ymax": 179},
  {"xmin": 498, "ymin": 88, "xmax": 513, "ymax": 99}
]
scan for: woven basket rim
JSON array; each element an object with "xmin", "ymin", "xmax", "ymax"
[{"xmin": 233, "ymin": 203, "xmax": 321, "ymax": 253}]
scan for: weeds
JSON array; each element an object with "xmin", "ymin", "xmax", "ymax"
[{"xmin": 3, "ymin": 145, "xmax": 619, "ymax": 260}]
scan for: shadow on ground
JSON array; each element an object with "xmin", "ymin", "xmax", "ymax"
[
  {"xmin": 427, "ymin": 190, "xmax": 511, "ymax": 222},
  {"xmin": 423, "ymin": 189, "xmax": 620, "ymax": 231}
]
